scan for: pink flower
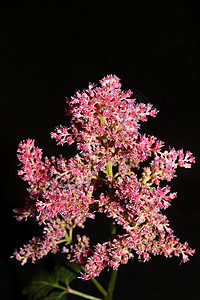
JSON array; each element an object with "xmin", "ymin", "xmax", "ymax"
[{"xmin": 13, "ymin": 75, "xmax": 195, "ymax": 279}]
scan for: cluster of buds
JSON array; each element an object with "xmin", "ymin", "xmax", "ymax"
[{"xmin": 13, "ymin": 75, "xmax": 195, "ymax": 279}]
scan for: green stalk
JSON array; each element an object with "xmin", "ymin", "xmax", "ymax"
[
  {"xmin": 106, "ymin": 160, "xmax": 113, "ymax": 177},
  {"xmin": 55, "ymin": 238, "xmax": 68, "ymax": 245},
  {"xmin": 69, "ymin": 226, "xmax": 73, "ymax": 242},
  {"xmin": 81, "ymin": 266, "xmax": 107, "ymax": 297},
  {"xmin": 52, "ymin": 283, "xmax": 67, "ymax": 291},
  {"xmin": 110, "ymin": 220, "xmax": 116, "ymax": 236},
  {"xmin": 68, "ymin": 287, "xmax": 103, "ymax": 300},
  {"xmin": 64, "ymin": 230, "xmax": 71, "ymax": 244},
  {"xmin": 104, "ymin": 160, "xmax": 118, "ymax": 299},
  {"xmin": 104, "ymin": 269, "xmax": 118, "ymax": 300},
  {"xmin": 90, "ymin": 278, "xmax": 107, "ymax": 297},
  {"xmin": 104, "ymin": 221, "xmax": 118, "ymax": 300}
]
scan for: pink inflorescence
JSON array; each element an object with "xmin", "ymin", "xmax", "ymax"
[{"xmin": 13, "ymin": 75, "xmax": 195, "ymax": 278}]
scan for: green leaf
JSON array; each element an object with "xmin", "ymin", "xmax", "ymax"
[
  {"xmin": 23, "ymin": 262, "xmax": 81, "ymax": 300},
  {"xmin": 55, "ymin": 265, "xmax": 76, "ymax": 285},
  {"xmin": 43, "ymin": 291, "xmax": 68, "ymax": 300},
  {"xmin": 56, "ymin": 261, "xmax": 82, "ymax": 285},
  {"xmin": 23, "ymin": 269, "xmax": 63, "ymax": 300},
  {"xmin": 64, "ymin": 261, "xmax": 82, "ymax": 276}
]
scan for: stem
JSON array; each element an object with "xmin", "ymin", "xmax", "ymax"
[
  {"xmin": 69, "ymin": 226, "xmax": 73, "ymax": 242},
  {"xmin": 104, "ymin": 270, "xmax": 118, "ymax": 300},
  {"xmin": 90, "ymin": 278, "xmax": 107, "ymax": 297},
  {"xmin": 68, "ymin": 287, "xmax": 103, "ymax": 300},
  {"xmin": 105, "ymin": 219, "xmax": 118, "ymax": 300},
  {"xmin": 110, "ymin": 220, "xmax": 116, "ymax": 237},
  {"xmin": 81, "ymin": 266, "xmax": 107, "ymax": 297},
  {"xmin": 55, "ymin": 238, "xmax": 68, "ymax": 245},
  {"xmin": 106, "ymin": 160, "xmax": 113, "ymax": 177},
  {"xmin": 64, "ymin": 231, "xmax": 71, "ymax": 244},
  {"xmin": 52, "ymin": 283, "xmax": 66, "ymax": 291}
]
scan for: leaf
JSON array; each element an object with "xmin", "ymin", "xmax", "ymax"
[
  {"xmin": 55, "ymin": 261, "xmax": 81, "ymax": 285},
  {"xmin": 23, "ymin": 269, "xmax": 62, "ymax": 300},
  {"xmin": 64, "ymin": 261, "xmax": 82, "ymax": 277},
  {"xmin": 55, "ymin": 265, "xmax": 75, "ymax": 285},
  {"xmin": 64, "ymin": 260, "xmax": 81, "ymax": 274},
  {"xmin": 43, "ymin": 291, "xmax": 68, "ymax": 300},
  {"xmin": 23, "ymin": 262, "xmax": 81, "ymax": 299},
  {"xmin": 22, "ymin": 272, "xmax": 49, "ymax": 299}
]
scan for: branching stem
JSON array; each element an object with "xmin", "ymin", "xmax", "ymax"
[{"xmin": 68, "ymin": 287, "xmax": 103, "ymax": 300}]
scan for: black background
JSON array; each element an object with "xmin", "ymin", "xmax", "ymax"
[{"xmin": 1, "ymin": 1, "xmax": 200, "ymax": 299}]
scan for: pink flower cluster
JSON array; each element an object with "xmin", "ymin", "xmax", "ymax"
[{"xmin": 13, "ymin": 75, "xmax": 195, "ymax": 278}]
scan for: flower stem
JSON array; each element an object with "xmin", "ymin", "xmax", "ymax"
[
  {"xmin": 104, "ymin": 269, "xmax": 118, "ymax": 300},
  {"xmin": 68, "ymin": 287, "xmax": 103, "ymax": 300},
  {"xmin": 106, "ymin": 160, "xmax": 113, "ymax": 177},
  {"xmin": 110, "ymin": 220, "xmax": 116, "ymax": 236},
  {"xmin": 105, "ymin": 220, "xmax": 118, "ymax": 300},
  {"xmin": 90, "ymin": 278, "xmax": 107, "ymax": 297},
  {"xmin": 55, "ymin": 238, "xmax": 68, "ymax": 245},
  {"xmin": 81, "ymin": 266, "xmax": 107, "ymax": 297},
  {"xmin": 69, "ymin": 226, "xmax": 73, "ymax": 241}
]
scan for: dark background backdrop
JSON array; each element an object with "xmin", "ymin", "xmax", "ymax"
[{"xmin": 1, "ymin": 1, "xmax": 200, "ymax": 299}]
